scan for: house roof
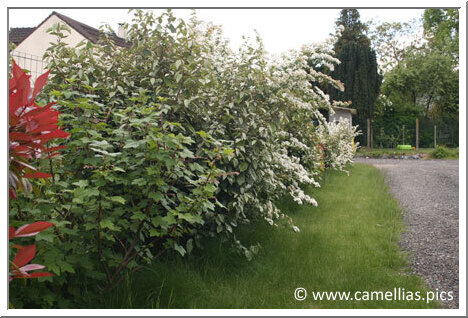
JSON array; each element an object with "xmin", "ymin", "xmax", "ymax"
[
  {"xmin": 52, "ymin": 11, "xmax": 130, "ymax": 48},
  {"xmin": 9, "ymin": 11, "xmax": 130, "ymax": 48},
  {"xmin": 9, "ymin": 27, "xmax": 35, "ymax": 45},
  {"xmin": 332, "ymin": 106, "xmax": 357, "ymax": 115}
]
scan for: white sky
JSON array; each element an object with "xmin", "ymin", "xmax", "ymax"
[{"xmin": 8, "ymin": 8, "xmax": 425, "ymax": 56}]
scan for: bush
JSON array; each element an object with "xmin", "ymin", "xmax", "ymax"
[
  {"xmin": 9, "ymin": 10, "xmax": 358, "ymax": 308},
  {"xmin": 9, "ymin": 60, "xmax": 70, "ymax": 307},
  {"xmin": 430, "ymin": 146, "xmax": 454, "ymax": 159}
]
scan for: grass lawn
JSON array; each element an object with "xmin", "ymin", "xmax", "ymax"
[
  {"xmin": 95, "ymin": 164, "xmax": 436, "ymax": 309},
  {"xmin": 356, "ymin": 147, "xmax": 434, "ymax": 157},
  {"xmin": 356, "ymin": 147, "xmax": 459, "ymax": 159}
]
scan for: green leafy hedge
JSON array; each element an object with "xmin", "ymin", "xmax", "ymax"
[{"xmin": 9, "ymin": 10, "xmax": 358, "ymax": 308}]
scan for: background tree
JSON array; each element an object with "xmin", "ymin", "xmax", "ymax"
[
  {"xmin": 367, "ymin": 19, "xmax": 423, "ymax": 72},
  {"xmin": 423, "ymin": 9, "xmax": 459, "ymax": 63},
  {"xmin": 371, "ymin": 9, "xmax": 459, "ymax": 148},
  {"xmin": 382, "ymin": 51, "xmax": 457, "ymax": 118},
  {"xmin": 328, "ymin": 9, "xmax": 382, "ymax": 145},
  {"xmin": 334, "ymin": 9, "xmax": 370, "ymax": 51}
]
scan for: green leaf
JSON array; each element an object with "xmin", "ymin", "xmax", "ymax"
[
  {"xmin": 131, "ymin": 212, "xmax": 147, "ymax": 221},
  {"xmin": 162, "ymin": 214, "xmax": 177, "ymax": 226},
  {"xmin": 168, "ymin": 23, "xmax": 176, "ymax": 33},
  {"xmin": 100, "ymin": 219, "xmax": 119, "ymax": 231},
  {"xmin": 177, "ymin": 213, "xmax": 204, "ymax": 224},
  {"xmin": 72, "ymin": 180, "xmax": 89, "ymax": 188},
  {"xmin": 237, "ymin": 175, "xmax": 245, "ymax": 186},
  {"xmin": 173, "ymin": 242, "xmax": 186, "ymax": 256},
  {"xmin": 123, "ymin": 140, "xmax": 145, "ymax": 149},
  {"xmin": 109, "ymin": 196, "xmax": 126, "ymax": 205},
  {"xmin": 186, "ymin": 238, "xmax": 194, "ymax": 253},
  {"xmin": 204, "ymin": 184, "xmax": 217, "ymax": 194},
  {"xmin": 180, "ymin": 149, "xmax": 194, "ymax": 159},
  {"xmin": 239, "ymin": 162, "xmax": 249, "ymax": 172},
  {"xmin": 132, "ymin": 178, "xmax": 147, "ymax": 186},
  {"xmin": 196, "ymin": 130, "xmax": 210, "ymax": 139},
  {"xmin": 35, "ymin": 231, "xmax": 55, "ymax": 243},
  {"xmin": 113, "ymin": 166, "xmax": 126, "ymax": 172},
  {"xmin": 148, "ymin": 192, "xmax": 164, "ymax": 202},
  {"xmin": 59, "ymin": 261, "xmax": 75, "ymax": 274},
  {"xmin": 222, "ymin": 148, "xmax": 235, "ymax": 156}
]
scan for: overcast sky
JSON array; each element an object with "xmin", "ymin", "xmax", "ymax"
[{"xmin": 9, "ymin": 8, "xmax": 424, "ymax": 56}]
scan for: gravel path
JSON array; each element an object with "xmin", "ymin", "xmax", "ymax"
[{"xmin": 355, "ymin": 158, "xmax": 459, "ymax": 308}]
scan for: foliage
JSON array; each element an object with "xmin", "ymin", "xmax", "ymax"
[
  {"xmin": 9, "ymin": 10, "xmax": 358, "ymax": 308},
  {"xmin": 329, "ymin": 43, "xmax": 381, "ymax": 120},
  {"xmin": 368, "ymin": 9, "xmax": 458, "ymax": 149},
  {"xmin": 372, "ymin": 94, "xmax": 420, "ymax": 148},
  {"xmin": 423, "ymin": 9, "xmax": 459, "ymax": 63},
  {"xmin": 96, "ymin": 164, "xmax": 437, "ymax": 309},
  {"xmin": 430, "ymin": 146, "xmax": 458, "ymax": 159},
  {"xmin": 383, "ymin": 50, "xmax": 457, "ymax": 119},
  {"xmin": 355, "ymin": 147, "xmax": 432, "ymax": 158},
  {"xmin": 430, "ymin": 146, "xmax": 449, "ymax": 159},
  {"xmin": 9, "ymin": 60, "xmax": 69, "ymax": 198},
  {"xmin": 9, "ymin": 222, "xmax": 55, "ymax": 281},
  {"xmin": 378, "ymin": 48, "xmax": 458, "ymax": 147},
  {"xmin": 367, "ymin": 20, "xmax": 423, "ymax": 72},
  {"xmin": 317, "ymin": 119, "xmax": 359, "ymax": 172},
  {"xmin": 9, "ymin": 61, "xmax": 68, "ymax": 306},
  {"xmin": 333, "ymin": 9, "xmax": 370, "ymax": 52},
  {"xmin": 327, "ymin": 9, "xmax": 382, "ymax": 145}
]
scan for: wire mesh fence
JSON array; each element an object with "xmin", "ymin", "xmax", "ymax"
[
  {"xmin": 357, "ymin": 117, "xmax": 459, "ymax": 150},
  {"xmin": 10, "ymin": 51, "xmax": 48, "ymax": 83}
]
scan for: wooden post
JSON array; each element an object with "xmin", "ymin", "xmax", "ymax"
[
  {"xmin": 416, "ymin": 118, "xmax": 419, "ymax": 151},
  {"xmin": 434, "ymin": 125, "xmax": 437, "ymax": 148},
  {"xmin": 367, "ymin": 118, "xmax": 371, "ymax": 151},
  {"xmin": 402, "ymin": 125, "xmax": 405, "ymax": 144}
]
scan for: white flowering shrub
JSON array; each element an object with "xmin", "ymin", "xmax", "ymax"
[
  {"xmin": 318, "ymin": 118, "xmax": 360, "ymax": 172},
  {"xmin": 40, "ymin": 9, "xmax": 358, "ymax": 262}
]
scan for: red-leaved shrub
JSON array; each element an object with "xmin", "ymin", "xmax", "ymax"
[
  {"xmin": 9, "ymin": 60, "xmax": 69, "ymax": 283},
  {"xmin": 9, "ymin": 60, "xmax": 69, "ymax": 199}
]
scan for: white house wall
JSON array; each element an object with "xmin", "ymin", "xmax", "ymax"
[
  {"xmin": 11, "ymin": 15, "xmax": 87, "ymax": 81},
  {"xmin": 329, "ymin": 109, "xmax": 353, "ymax": 127}
]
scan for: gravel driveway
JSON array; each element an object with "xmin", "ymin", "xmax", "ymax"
[{"xmin": 355, "ymin": 158, "xmax": 459, "ymax": 308}]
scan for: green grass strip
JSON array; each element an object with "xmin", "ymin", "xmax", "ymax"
[
  {"xmin": 99, "ymin": 163, "xmax": 436, "ymax": 309},
  {"xmin": 356, "ymin": 147, "xmax": 458, "ymax": 159}
]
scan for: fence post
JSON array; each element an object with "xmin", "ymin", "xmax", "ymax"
[
  {"xmin": 434, "ymin": 125, "xmax": 437, "ymax": 148},
  {"xmin": 416, "ymin": 118, "xmax": 419, "ymax": 151},
  {"xmin": 367, "ymin": 118, "xmax": 371, "ymax": 151},
  {"xmin": 402, "ymin": 125, "xmax": 405, "ymax": 144}
]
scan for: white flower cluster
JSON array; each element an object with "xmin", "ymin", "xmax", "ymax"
[
  {"xmin": 317, "ymin": 119, "xmax": 360, "ymax": 173},
  {"xmin": 274, "ymin": 150, "xmax": 321, "ymax": 187},
  {"xmin": 188, "ymin": 12, "xmax": 359, "ymax": 234}
]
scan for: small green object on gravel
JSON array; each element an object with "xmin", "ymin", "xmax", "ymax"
[{"xmin": 397, "ymin": 145, "xmax": 413, "ymax": 150}]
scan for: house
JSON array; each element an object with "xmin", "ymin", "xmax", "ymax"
[
  {"xmin": 9, "ymin": 11, "xmax": 129, "ymax": 81},
  {"xmin": 329, "ymin": 106, "xmax": 357, "ymax": 127}
]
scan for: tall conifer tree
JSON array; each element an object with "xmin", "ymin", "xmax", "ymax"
[{"xmin": 329, "ymin": 9, "xmax": 382, "ymax": 145}]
